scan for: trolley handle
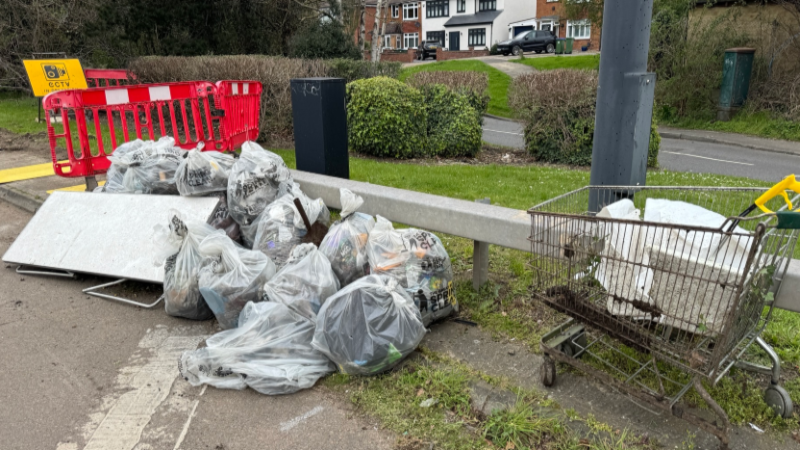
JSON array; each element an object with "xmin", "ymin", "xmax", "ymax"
[{"xmin": 754, "ymin": 174, "xmax": 800, "ymax": 214}]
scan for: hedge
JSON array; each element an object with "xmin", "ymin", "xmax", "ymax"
[
  {"xmin": 347, "ymin": 77, "xmax": 427, "ymax": 158},
  {"xmin": 421, "ymin": 85, "xmax": 481, "ymax": 157},
  {"xmin": 128, "ymin": 55, "xmax": 401, "ymax": 141},
  {"xmin": 406, "ymin": 71, "xmax": 490, "ymax": 119},
  {"xmin": 510, "ymin": 69, "xmax": 660, "ymax": 167}
]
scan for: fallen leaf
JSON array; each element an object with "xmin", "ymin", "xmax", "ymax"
[
  {"xmin": 425, "ymin": 379, "xmax": 432, "ymax": 385},
  {"xmin": 416, "ymin": 388, "xmax": 424, "ymax": 397},
  {"xmin": 579, "ymin": 439, "xmax": 590, "ymax": 447},
  {"xmin": 501, "ymin": 311, "xmax": 507, "ymax": 316},
  {"xmin": 505, "ymin": 442, "xmax": 516, "ymax": 450},
  {"xmin": 792, "ymin": 431, "xmax": 800, "ymax": 444}
]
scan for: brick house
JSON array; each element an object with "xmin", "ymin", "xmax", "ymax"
[
  {"xmin": 359, "ymin": 1, "xmax": 424, "ymax": 50},
  {"xmin": 531, "ymin": 0, "xmax": 600, "ymax": 51}
]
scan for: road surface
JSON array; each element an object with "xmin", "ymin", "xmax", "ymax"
[{"xmin": 482, "ymin": 116, "xmax": 800, "ymax": 182}]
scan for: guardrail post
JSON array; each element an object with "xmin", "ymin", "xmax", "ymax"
[{"xmin": 473, "ymin": 198, "xmax": 491, "ymax": 290}]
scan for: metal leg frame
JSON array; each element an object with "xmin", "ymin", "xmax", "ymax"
[
  {"xmin": 16, "ymin": 265, "xmax": 75, "ymax": 278},
  {"xmin": 544, "ymin": 345, "xmax": 731, "ymax": 449},
  {"xmin": 735, "ymin": 336, "xmax": 781, "ymax": 384},
  {"xmin": 83, "ymin": 278, "xmax": 164, "ymax": 309}
]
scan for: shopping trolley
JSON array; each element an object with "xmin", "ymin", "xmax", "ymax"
[{"xmin": 528, "ymin": 182, "xmax": 800, "ymax": 448}]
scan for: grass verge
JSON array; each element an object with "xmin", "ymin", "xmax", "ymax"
[
  {"xmin": 661, "ymin": 110, "xmax": 800, "ymax": 142},
  {"xmin": 514, "ymin": 54, "xmax": 600, "ymax": 71},
  {"xmin": 0, "ymin": 92, "xmax": 48, "ymax": 135},
  {"xmin": 399, "ymin": 60, "xmax": 513, "ymax": 118}
]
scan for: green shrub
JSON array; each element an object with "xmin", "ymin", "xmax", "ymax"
[
  {"xmin": 347, "ymin": 77, "xmax": 427, "ymax": 158},
  {"xmin": 129, "ymin": 55, "xmax": 400, "ymax": 141},
  {"xmin": 289, "ymin": 20, "xmax": 362, "ymax": 60},
  {"xmin": 421, "ymin": 85, "xmax": 481, "ymax": 157},
  {"xmin": 489, "ymin": 43, "xmax": 499, "ymax": 55},
  {"xmin": 510, "ymin": 69, "xmax": 660, "ymax": 167},
  {"xmin": 406, "ymin": 71, "xmax": 489, "ymax": 118}
]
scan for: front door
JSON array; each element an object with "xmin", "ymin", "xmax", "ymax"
[{"xmin": 449, "ymin": 32, "xmax": 460, "ymax": 51}]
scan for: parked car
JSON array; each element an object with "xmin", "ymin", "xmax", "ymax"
[
  {"xmin": 415, "ymin": 41, "xmax": 440, "ymax": 60},
  {"xmin": 497, "ymin": 30, "xmax": 556, "ymax": 56}
]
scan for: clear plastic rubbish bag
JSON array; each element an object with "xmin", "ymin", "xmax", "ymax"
[
  {"xmin": 198, "ymin": 234, "xmax": 277, "ymax": 329},
  {"xmin": 249, "ymin": 185, "xmax": 331, "ymax": 262},
  {"xmin": 96, "ymin": 139, "xmax": 147, "ymax": 193},
  {"xmin": 319, "ymin": 189, "xmax": 375, "ymax": 287},
  {"xmin": 152, "ymin": 212, "xmax": 223, "ymax": 320},
  {"xmin": 366, "ymin": 217, "xmax": 456, "ymax": 325},
  {"xmin": 117, "ymin": 137, "xmax": 185, "ymax": 195},
  {"xmin": 227, "ymin": 141, "xmax": 292, "ymax": 229},
  {"xmin": 312, "ymin": 274, "xmax": 426, "ymax": 375},
  {"xmin": 175, "ymin": 145, "xmax": 235, "ymax": 196},
  {"xmin": 208, "ymin": 195, "xmax": 242, "ymax": 243},
  {"xmin": 262, "ymin": 243, "xmax": 340, "ymax": 320},
  {"xmin": 178, "ymin": 301, "xmax": 335, "ymax": 395}
]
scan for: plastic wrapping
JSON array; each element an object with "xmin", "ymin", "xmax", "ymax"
[
  {"xmin": 262, "ymin": 243, "xmax": 340, "ymax": 320},
  {"xmin": 312, "ymin": 274, "xmax": 426, "ymax": 375},
  {"xmin": 198, "ymin": 234, "xmax": 277, "ymax": 329},
  {"xmin": 319, "ymin": 189, "xmax": 375, "ymax": 286},
  {"xmin": 208, "ymin": 195, "xmax": 242, "ymax": 243},
  {"xmin": 366, "ymin": 217, "xmax": 456, "ymax": 325},
  {"xmin": 109, "ymin": 137, "xmax": 185, "ymax": 194},
  {"xmin": 249, "ymin": 186, "xmax": 331, "ymax": 262},
  {"xmin": 175, "ymin": 145, "xmax": 235, "ymax": 196},
  {"xmin": 153, "ymin": 212, "xmax": 223, "ymax": 320},
  {"xmin": 227, "ymin": 141, "xmax": 292, "ymax": 229},
  {"xmin": 179, "ymin": 301, "xmax": 335, "ymax": 395},
  {"xmin": 95, "ymin": 140, "xmax": 146, "ymax": 193}
]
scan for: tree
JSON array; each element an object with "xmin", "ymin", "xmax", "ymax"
[
  {"xmin": 370, "ymin": 0, "xmax": 386, "ymax": 61},
  {"xmin": 290, "ymin": 17, "xmax": 362, "ymax": 59}
]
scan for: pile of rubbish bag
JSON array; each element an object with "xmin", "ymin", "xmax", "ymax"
[{"xmin": 95, "ymin": 139, "xmax": 457, "ymax": 396}]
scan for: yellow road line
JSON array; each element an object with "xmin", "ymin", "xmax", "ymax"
[
  {"xmin": 47, "ymin": 180, "xmax": 106, "ymax": 194},
  {"xmin": 0, "ymin": 161, "xmax": 70, "ymax": 184}
]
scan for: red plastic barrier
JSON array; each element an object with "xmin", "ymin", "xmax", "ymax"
[
  {"xmin": 84, "ymin": 68, "xmax": 136, "ymax": 88},
  {"xmin": 43, "ymin": 80, "xmax": 261, "ymax": 179},
  {"xmin": 215, "ymin": 80, "xmax": 262, "ymax": 149}
]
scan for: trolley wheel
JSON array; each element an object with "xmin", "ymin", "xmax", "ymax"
[
  {"xmin": 559, "ymin": 343, "xmax": 574, "ymax": 358},
  {"xmin": 542, "ymin": 355, "xmax": 556, "ymax": 387},
  {"xmin": 764, "ymin": 384, "xmax": 793, "ymax": 418}
]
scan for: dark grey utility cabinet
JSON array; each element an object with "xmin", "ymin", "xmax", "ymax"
[{"xmin": 290, "ymin": 77, "xmax": 349, "ymax": 179}]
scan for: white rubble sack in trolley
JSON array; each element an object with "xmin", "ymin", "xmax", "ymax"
[
  {"xmin": 261, "ymin": 243, "xmax": 340, "ymax": 320},
  {"xmin": 249, "ymin": 184, "xmax": 331, "ymax": 262},
  {"xmin": 197, "ymin": 234, "xmax": 277, "ymax": 329},
  {"xmin": 366, "ymin": 216, "xmax": 457, "ymax": 326},
  {"xmin": 152, "ymin": 212, "xmax": 224, "ymax": 320},
  {"xmin": 312, "ymin": 274, "xmax": 427, "ymax": 375},
  {"xmin": 595, "ymin": 198, "xmax": 754, "ymax": 335},
  {"xmin": 175, "ymin": 144, "xmax": 236, "ymax": 196},
  {"xmin": 319, "ymin": 189, "xmax": 376, "ymax": 287},
  {"xmin": 227, "ymin": 141, "xmax": 293, "ymax": 237},
  {"xmin": 178, "ymin": 301, "xmax": 335, "ymax": 395}
]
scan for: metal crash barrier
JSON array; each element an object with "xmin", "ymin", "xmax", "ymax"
[{"xmin": 43, "ymin": 80, "xmax": 262, "ymax": 185}]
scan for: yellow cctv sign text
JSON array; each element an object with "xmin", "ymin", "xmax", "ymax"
[{"xmin": 22, "ymin": 59, "xmax": 88, "ymax": 97}]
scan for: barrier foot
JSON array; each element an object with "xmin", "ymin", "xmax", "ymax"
[
  {"xmin": 83, "ymin": 278, "xmax": 164, "ymax": 309},
  {"xmin": 85, "ymin": 176, "xmax": 98, "ymax": 192}
]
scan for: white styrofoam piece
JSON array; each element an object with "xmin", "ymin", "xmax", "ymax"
[{"xmin": 2, "ymin": 191, "xmax": 220, "ymax": 283}]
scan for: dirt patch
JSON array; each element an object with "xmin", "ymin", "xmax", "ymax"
[{"xmin": 0, "ymin": 127, "xmax": 67, "ymax": 161}]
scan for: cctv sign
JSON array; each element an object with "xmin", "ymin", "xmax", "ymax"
[{"xmin": 22, "ymin": 59, "xmax": 88, "ymax": 96}]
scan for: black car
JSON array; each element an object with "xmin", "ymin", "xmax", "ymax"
[
  {"xmin": 497, "ymin": 30, "xmax": 556, "ymax": 56},
  {"xmin": 415, "ymin": 41, "xmax": 440, "ymax": 60}
]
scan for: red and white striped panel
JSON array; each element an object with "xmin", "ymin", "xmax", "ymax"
[
  {"xmin": 229, "ymin": 82, "xmax": 251, "ymax": 96},
  {"xmin": 81, "ymin": 83, "xmax": 195, "ymax": 106}
]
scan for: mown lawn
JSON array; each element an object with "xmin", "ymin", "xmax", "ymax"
[
  {"xmin": 0, "ymin": 92, "xmax": 48, "ymax": 134},
  {"xmin": 399, "ymin": 60, "xmax": 513, "ymax": 118},
  {"xmin": 514, "ymin": 54, "xmax": 600, "ymax": 71},
  {"xmin": 661, "ymin": 109, "xmax": 800, "ymax": 142}
]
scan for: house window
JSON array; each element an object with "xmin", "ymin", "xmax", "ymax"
[
  {"xmin": 457, "ymin": 0, "xmax": 466, "ymax": 12},
  {"xmin": 404, "ymin": 32, "xmax": 419, "ymax": 48},
  {"xmin": 566, "ymin": 19, "xmax": 591, "ymax": 39},
  {"xmin": 403, "ymin": 3, "xmax": 418, "ymax": 20},
  {"xmin": 478, "ymin": 0, "xmax": 496, "ymax": 11},
  {"xmin": 384, "ymin": 35, "xmax": 392, "ymax": 49},
  {"xmin": 392, "ymin": 4, "xmax": 400, "ymax": 18},
  {"xmin": 427, "ymin": 31, "xmax": 445, "ymax": 46},
  {"xmin": 546, "ymin": 0, "xmax": 558, "ymax": 2},
  {"xmin": 426, "ymin": 0, "xmax": 449, "ymax": 18},
  {"xmin": 539, "ymin": 21, "xmax": 553, "ymax": 31},
  {"xmin": 468, "ymin": 28, "xmax": 486, "ymax": 46}
]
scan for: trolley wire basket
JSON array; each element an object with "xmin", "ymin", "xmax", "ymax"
[{"xmin": 528, "ymin": 185, "xmax": 800, "ymax": 448}]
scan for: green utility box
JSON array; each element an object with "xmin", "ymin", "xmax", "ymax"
[
  {"xmin": 718, "ymin": 47, "xmax": 755, "ymax": 121},
  {"xmin": 556, "ymin": 39, "xmax": 564, "ymax": 54},
  {"xmin": 565, "ymin": 37, "xmax": 574, "ymax": 54}
]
